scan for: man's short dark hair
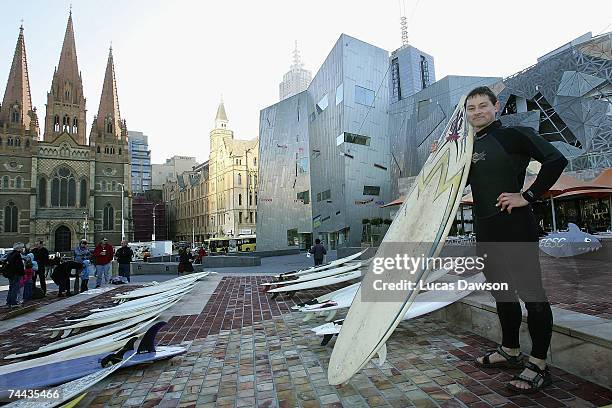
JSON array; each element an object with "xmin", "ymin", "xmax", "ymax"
[
  {"xmin": 466, "ymin": 86, "xmax": 497, "ymax": 106},
  {"xmin": 315, "ymin": 238, "xmax": 321, "ymax": 244}
]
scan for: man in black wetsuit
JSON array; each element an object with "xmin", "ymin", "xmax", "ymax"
[{"xmin": 435, "ymin": 86, "xmax": 567, "ymax": 393}]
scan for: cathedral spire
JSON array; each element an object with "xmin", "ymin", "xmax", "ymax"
[
  {"xmin": 215, "ymin": 99, "xmax": 229, "ymax": 129},
  {"xmin": 44, "ymin": 10, "xmax": 86, "ymax": 144},
  {"xmin": 0, "ymin": 25, "xmax": 34, "ymax": 130},
  {"xmin": 57, "ymin": 10, "xmax": 80, "ymax": 83},
  {"xmin": 94, "ymin": 46, "xmax": 122, "ymax": 139}
]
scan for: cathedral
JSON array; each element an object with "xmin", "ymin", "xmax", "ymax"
[{"xmin": 0, "ymin": 12, "xmax": 132, "ymax": 251}]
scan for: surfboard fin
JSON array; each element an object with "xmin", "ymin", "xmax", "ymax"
[
  {"xmin": 136, "ymin": 321, "xmax": 166, "ymax": 354},
  {"xmin": 321, "ymin": 334, "xmax": 335, "ymax": 346},
  {"xmin": 376, "ymin": 343, "xmax": 387, "ymax": 367},
  {"xmin": 100, "ymin": 337, "xmax": 138, "ymax": 367}
]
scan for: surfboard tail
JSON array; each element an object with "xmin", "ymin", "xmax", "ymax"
[{"xmin": 136, "ymin": 321, "xmax": 167, "ymax": 354}]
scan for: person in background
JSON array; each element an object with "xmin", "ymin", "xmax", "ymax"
[
  {"xmin": 19, "ymin": 253, "xmax": 37, "ymax": 302},
  {"xmin": 177, "ymin": 247, "xmax": 194, "ymax": 274},
  {"xmin": 309, "ymin": 238, "xmax": 327, "ymax": 266},
  {"xmin": 115, "ymin": 240, "xmax": 134, "ymax": 283},
  {"xmin": 93, "ymin": 238, "xmax": 114, "ymax": 288},
  {"xmin": 4, "ymin": 243, "xmax": 25, "ymax": 307},
  {"xmin": 52, "ymin": 260, "xmax": 84, "ymax": 297},
  {"xmin": 80, "ymin": 259, "xmax": 94, "ymax": 292},
  {"xmin": 73, "ymin": 239, "xmax": 92, "ymax": 294},
  {"xmin": 31, "ymin": 240, "xmax": 49, "ymax": 295}
]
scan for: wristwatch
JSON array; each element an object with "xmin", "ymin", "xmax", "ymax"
[{"xmin": 521, "ymin": 189, "xmax": 537, "ymax": 203}]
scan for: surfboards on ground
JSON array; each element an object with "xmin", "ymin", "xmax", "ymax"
[
  {"xmin": 267, "ymin": 269, "xmax": 362, "ymax": 294},
  {"xmin": 2, "ymin": 343, "xmax": 136, "ymax": 408},
  {"xmin": 327, "ymin": 96, "xmax": 474, "ymax": 385},
  {"xmin": 274, "ymin": 250, "xmax": 367, "ymax": 279},
  {"xmin": 0, "ymin": 322, "xmax": 184, "ymax": 397},
  {"xmin": 262, "ymin": 263, "xmax": 361, "ymax": 287},
  {"xmin": 312, "ymin": 273, "xmax": 485, "ymax": 344}
]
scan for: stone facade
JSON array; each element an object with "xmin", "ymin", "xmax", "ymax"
[
  {"xmin": 0, "ymin": 14, "xmax": 132, "ymax": 251},
  {"xmin": 164, "ymin": 101, "xmax": 258, "ymax": 242}
]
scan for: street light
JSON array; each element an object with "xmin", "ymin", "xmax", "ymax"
[
  {"xmin": 117, "ymin": 183, "xmax": 125, "ymax": 240},
  {"xmin": 152, "ymin": 203, "xmax": 162, "ymax": 241}
]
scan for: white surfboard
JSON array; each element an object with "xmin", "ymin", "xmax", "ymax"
[
  {"xmin": 0, "ymin": 320, "xmax": 152, "ymax": 376},
  {"xmin": 5, "ymin": 310, "xmax": 163, "ymax": 360},
  {"xmin": 3, "ymin": 350, "xmax": 135, "ymax": 408},
  {"xmin": 275, "ymin": 250, "xmax": 368, "ymax": 279},
  {"xmin": 262, "ymin": 263, "xmax": 361, "ymax": 287},
  {"xmin": 296, "ymin": 266, "xmax": 453, "ymax": 315},
  {"xmin": 313, "ymin": 273, "xmax": 485, "ymax": 337},
  {"xmin": 328, "ymin": 96, "xmax": 473, "ymax": 384},
  {"xmin": 113, "ymin": 272, "xmax": 210, "ymax": 300},
  {"xmin": 47, "ymin": 298, "xmax": 180, "ymax": 338},
  {"xmin": 268, "ymin": 270, "xmax": 362, "ymax": 293},
  {"xmin": 92, "ymin": 283, "xmax": 194, "ymax": 312}
]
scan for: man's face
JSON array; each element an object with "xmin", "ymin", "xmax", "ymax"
[
  {"xmin": 121, "ymin": 240, "xmax": 127, "ymax": 246},
  {"xmin": 103, "ymin": 239, "xmax": 108, "ymax": 245},
  {"xmin": 466, "ymin": 94, "xmax": 499, "ymax": 130}
]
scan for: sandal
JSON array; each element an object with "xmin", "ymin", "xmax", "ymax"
[
  {"xmin": 475, "ymin": 345, "xmax": 524, "ymax": 369},
  {"xmin": 507, "ymin": 361, "xmax": 552, "ymax": 394}
]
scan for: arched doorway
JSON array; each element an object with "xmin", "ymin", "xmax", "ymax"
[{"xmin": 54, "ymin": 226, "xmax": 72, "ymax": 252}]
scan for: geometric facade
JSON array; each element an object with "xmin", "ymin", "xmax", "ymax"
[
  {"xmin": 498, "ymin": 32, "xmax": 612, "ymax": 174},
  {"xmin": 258, "ymin": 34, "xmax": 392, "ymax": 251},
  {"xmin": 128, "ymin": 130, "xmax": 152, "ymax": 193}
]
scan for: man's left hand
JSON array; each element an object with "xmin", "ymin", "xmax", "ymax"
[{"xmin": 496, "ymin": 192, "xmax": 529, "ymax": 214}]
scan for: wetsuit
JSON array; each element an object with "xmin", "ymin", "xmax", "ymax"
[{"xmin": 468, "ymin": 120, "xmax": 567, "ymax": 359}]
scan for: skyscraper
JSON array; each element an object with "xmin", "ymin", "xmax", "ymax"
[
  {"xmin": 279, "ymin": 41, "xmax": 312, "ymax": 101},
  {"xmin": 128, "ymin": 130, "xmax": 152, "ymax": 193}
]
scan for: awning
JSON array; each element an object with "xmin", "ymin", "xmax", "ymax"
[
  {"xmin": 592, "ymin": 168, "xmax": 612, "ymax": 188},
  {"xmin": 554, "ymin": 188, "xmax": 612, "ymax": 199},
  {"xmin": 523, "ymin": 174, "xmax": 605, "ymax": 197}
]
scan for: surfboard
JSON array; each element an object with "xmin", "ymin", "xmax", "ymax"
[
  {"xmin": 275, "ymin": 250, "xmax": 367, "ymax": 279},
  {"xmin": 90, "ymin": 283, "xmax": 194, "ymax": 313},
  {"xmin": 314, "ymin": 273, "xmax": 485, "ymax": 346},
  {"xmin": 113, "ymin": 271, "xmax": 211, "ymax": 300},
  {"xmin": 294, "ymin": 266, "xmax": 452, "ymax": 314},
  {"xmin": 327, "ymin": 96, "xmax": 473, "ymax": 385},
  {"xmin": 267, "ymin": 269, "xmax": 362, "ymax": 294},
  {"xmin": 0, "ymin": 323, "xmax": 185, "ymax": 396},
  {"xmin": 2, "ymin": 343, "xmax": 136, "ymax": 408},
  {"xmin": 5, "ymin": 310, "xmax": 163, "ymax": 360},
  {"xmin": 262, "ymin": 263, "xmax": 361, "ymax": 287}
]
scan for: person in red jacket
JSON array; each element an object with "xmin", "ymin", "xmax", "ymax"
[{"xmin": 92, "ymin": 238, "xmax": 114, "ymax": 288}]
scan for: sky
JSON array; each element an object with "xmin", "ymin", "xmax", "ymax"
[{"xmin": 1, "ymin": 0, "xmax": 611, "ymax": 164}]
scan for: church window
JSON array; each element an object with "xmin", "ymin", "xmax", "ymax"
[
  {"xmin": 62, "ymin": 115, "xmax": 69, "ymax": 131},
  {"xmin": 51, "ymin": 167, "xmax": 76, "ymax": 207},
  {"xmin": 15, "ymin": 177, "xmax": 22, "ymax": 189},
  {"xmin": 72, "ymin": 117, "xmax": 78, "ymax": 133},
  {"xmin": 3, "ymin": 202, "xmax": 18, "ymax": 232},
  {"xmin": 237, "ymin": 173, "xmax": 242, "ymax": 185},
  {"xmin": 118, "ymin": 148, "xmax": 122, "ymax": 155},
  {"xmin": 101, "ymin": 180, "xmax": 107, "ymax": 191},
  {"xmin": 79, "ymin": 179, "xmax": 87, "ymax": 207},
  {"xmin": 2, "ymin": 176, "xmax": 8, "ymax": 189},
  {"xmin": 97, "ymin": 146, "xmax": 100, "ymax": 153},
  {"xmin": 103, "ymin": 203, "xmax": 114, "ymax": 230},
  {"xmin": 15, "ymin": 137, "xmax": 21, "ymax": 147},
  {"xmin": 11, "ymin": 110, "xmax": 19, "ymax": 123},
  {"xmin": 38, "ymin": 178, "xmax": 47, "ymax": 207},
  {"xmin": 25, "ymin": 139, "xmax": 30, "ymax": 148},
  {"xmin": 54, "ymin": 115, "xmax": 60, "ymax": 132},
  {"xmin": 7, "ymin": 137, "xmax": 13, "ymax": 146}
]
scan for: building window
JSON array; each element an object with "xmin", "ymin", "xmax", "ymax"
[
  {"xmin": 363, "ymin": 185, "xmax": 380, "ymax": 196},
  {"xmin": 249, "ymin": 212, "xmax": 253, "ymax": 223},
  {"xmin": 316, "ymin": 94, "xmax": 329, "ymax": 113},
  {"xmin": 287, "ymin": 228, "xmax": 298, "ymax": 246},
  {"xmin": 417, "ymin": 99, "xmax": 430, "ymax": 122},
  {"xmin": 11, "ymin": 110, "xmax": 19, "ymax": 123},
  {"xmin": 341, "ymin": 132, "xmax": 370, "ymax": 146},
  {"xmin": 355, "ymin": 85, "xmax": 375, "ymax": 107},
  {"xmin": 62, "ymin": 115, "xmax": 69, "ymax": 131},
  {"xmin": 103, "ymin": 203, "xmax": 114, "ymax": 230},
  {"xmin": 255, "ymin": 193, "xmax": 257, "ymax": 204},
  {"xmin": 106, "ymin": 118, "xmax": 113, "ymax": 134},
  {"xmin": 297, "ymin": 157, "xmax": 308, "ymax": 174},
  {"xmin": 249, "ymin": 194, "xmax": 253, "ymax": 206},
  {"xmin": 336, "ymin": 83, "xmax": 344, "ymax": 105},
  {"xmin": 51, "ymin": 167, "xmax": 76, "ymax": 207},
  {"xmin": 54, "ymin": 115, "xmax": 60, "ymax": 132},
  {"xmin": 2, "ymin": 176, "xmax": 8, "ymax": 189},
  {"xmin": 80, "ymin": 179, "xmax": 88, "ymax": 207},
  {"xmin": 420, "ymin": 55, "xmax": 431, "ymax": 89},
  {"xmin": 297, "ymin": 190, "xmax": 310, "ymax": 204},
  {"xmin": 253, "ymin": 157, "xmax": 257, "ymax": 166},
  {"xmin": 239, "ymin": 212, "xmax": 243, "ymax": 223},
  {"xmin": 3, "ymin": 202, "xmax": 18, "ymax": 232},
  {"xmin": 317, "ymin": 189, "xmax": 331, "ymax": 202},
  {"xmin": 15, "ymin": 177, "xmax": 22, "ymax": 189},
  {"xmin": 237, "ymin": 173, "xmax": 241, "ymax": 185},
  {"xmin": 72, "ymin": 117, "xmax": 78, "ymax": 134},
  {"xmin": 38, "ymin": 178, "xmax": 47, "ymax": 207}
]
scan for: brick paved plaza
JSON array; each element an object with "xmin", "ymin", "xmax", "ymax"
[{"xmin": 1, "ymin": 262, "xmax": 610, "ymax": 408}]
